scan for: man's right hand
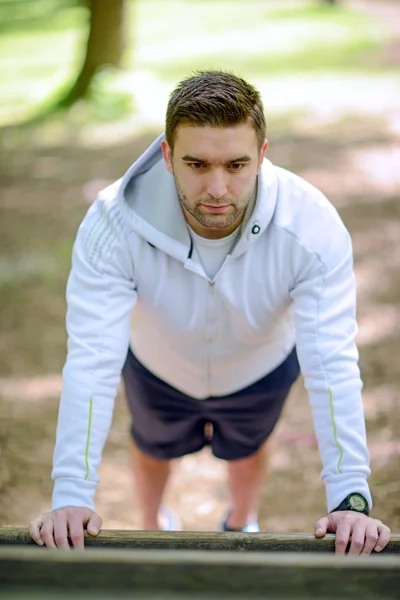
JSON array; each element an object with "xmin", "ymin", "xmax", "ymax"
[{"xmin": 29, "ymin": 507, "xmax": 102, "ymax": 549}]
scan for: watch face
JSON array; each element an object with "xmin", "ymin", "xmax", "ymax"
[{"xmin": 349, "ymin": 494, "xmax": 367, "ymax": 511}]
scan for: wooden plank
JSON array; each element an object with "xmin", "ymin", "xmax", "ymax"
[
  {"xmin": 0, "ymin": 592, "xmax": 326, "ymax": 600},
  {"xmin": 1, "ymin": 527, "xmax": 400, "ymax": 553},
  {"xmin": 0, "ymin": 591, "xmax": 351, "ymax": 600},
  {"xmin": 0, "ymin": 546, "xmax": 399, "ymax": 599},
  {"xmin": 0, "ymin": 592, "xmax": 292, "ymax": 600}
]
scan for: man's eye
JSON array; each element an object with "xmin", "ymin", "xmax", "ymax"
[
  {"xmin": 230, "ymin": 163, "xmax": 245, "ymax": 171},
  {"xmin": 188, "ymin": 163, "xmax": 204, "ymax": 170}
]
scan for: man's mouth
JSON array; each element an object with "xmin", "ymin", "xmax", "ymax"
[{"xmin": 201, "ymin": 204, "xmax": 231, "ymax": 213}]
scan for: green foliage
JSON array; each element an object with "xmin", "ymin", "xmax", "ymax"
[
  {"xmin": 0, "ymin": 0, "xmax": 85, "ymax": 33},
  {"xmin": 0, "ymin": 0, "xmax": 394, "ymax": 126},
  {"xmin": 132, "ymin": 0, "xmax": 388, "ymax": 79},
  {"xmin": 0, "ymin": 0, "xmax": 87, "ymax": 123},
  {"xmin": 87, "ymin": 67, "xmax": 135, "ymax": 122}
]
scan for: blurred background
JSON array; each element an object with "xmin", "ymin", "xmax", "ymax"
[{"xmin": 0, "ymin": 0, "xmax": 399, "ymax": 533}]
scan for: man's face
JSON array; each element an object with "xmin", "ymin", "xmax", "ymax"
[{"xmin": 161, "ymin": 124, "xmax": 268, "ymax": 238}]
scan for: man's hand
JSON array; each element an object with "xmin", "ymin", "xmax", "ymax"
[
  {"xmin": 314, "ymin": 511, "xmax": 391, "ymax": 555},
  {"xmin": 29, "ymin": 507, "xmax": 102, "ymax": 550}
]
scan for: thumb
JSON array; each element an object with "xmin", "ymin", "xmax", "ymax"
[
  {"xmin": 87, "ymin": 512, "xmax": 102, "ymax": 536},
  {"xmin": 314, "ymin": 516, "xmax": 329, "ymax": 538}
]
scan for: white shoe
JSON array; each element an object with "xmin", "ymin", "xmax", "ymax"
[
  {"xmin": 158, "ymin": 506, "xmax": 182, "ymax": 531},
  {"xmin": 222, "ymin": 513, "xmax": 260, "ymax": 532}
]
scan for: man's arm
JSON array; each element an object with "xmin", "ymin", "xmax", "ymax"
[
  {"xmin": 30, "ymin": 193, "xmax": 137, "ymax": 548},
  {"xmin": 290, "ymin": 226, "xmax": 371, "ymax": 513},
  {"xmin": 289, "ymin": 214, "xmax": 389, "ymax": 553}
]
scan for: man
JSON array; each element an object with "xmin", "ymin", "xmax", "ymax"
[{"xmin": 29, "ymin": 70, "xmax": 390, "ymax": 554}]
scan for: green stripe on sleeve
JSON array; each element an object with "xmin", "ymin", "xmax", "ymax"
[
  {"xmin": 328, "ymin": 387, "xmax": 343, "ymax": 474},
  {"xmin": 84, "ymin": 397, "xmax": 93, "ymax": 480}
]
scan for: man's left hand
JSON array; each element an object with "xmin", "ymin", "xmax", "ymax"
[{"xmin": 314, "ymin": 511, "xmax": 391, "ymax": 555}]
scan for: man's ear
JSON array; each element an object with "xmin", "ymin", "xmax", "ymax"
[
  {"xmin": 161, "ymin": 139, "xmax": 174, "ymax": 174},
  {"xmin": 259, "ymin": 139, "xmax": 268, "ymax": 171}
]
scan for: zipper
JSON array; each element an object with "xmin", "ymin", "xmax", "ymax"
[{"xmin": 206, "ymin": 280, "xmax": 217, "ymax": 396}]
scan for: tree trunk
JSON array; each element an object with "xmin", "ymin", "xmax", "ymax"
[{"xmin": 58, "ymin": 0, "xmax": 127, "ymax": 108}]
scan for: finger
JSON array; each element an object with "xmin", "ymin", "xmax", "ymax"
[
  {"xmin": 348, "ymin": 520, "xmax": 367, "ymax": 555},
  {"xmin": 68, "ymin": 519, "xmax": 85, "ymax": 550},
  {"xmin": 314, "ymin": 516, "xmax": 329, "ymax": 537},
  {"xmin": 41, "ymin": 518, "xmax": 58, "ymax": 549},
  {"xmin": 335, "ymin": 518, "xmax": 352, "ymax": 555},
  {"xmin": 374, "ymin": 523, "xmax": 391, "ymax": 553},
  {"xmin": 360, "ymin": 521, "xmax": 379, "ymax": 555},
  {"xmin": 87, "ymin": 512, "xmax": 102, "ymax": 537},
  {"xmin": 52, "ymin": 513, "xmax": 70, "ymax": 550},
  {"xmin": 29, "ymin": 515, "xmax": 44, "ymax": 546}
]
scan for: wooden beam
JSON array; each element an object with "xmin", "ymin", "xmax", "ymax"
[
  {"xmin": 0, "ymin": 546, "xmax": 399, "ymax": 598},
  {"xmin": 1, "ymin": 527, "xmax": 400, "ymax": 553}
]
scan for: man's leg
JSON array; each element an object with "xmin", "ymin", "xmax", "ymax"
[
  {"xmin": 225, "ymin": 440, "xmax": 270, "ymax": 530},
  {"xmin": 130, "ymin": 440, "xmax": 172, "ymax": 530},
  {"xmin": 123, "ymin": 348, "xmax": 208, "ymax": 529},
  {"xmin": 210, "ymin": 348, "xmax": 300, "ymax": 530}
]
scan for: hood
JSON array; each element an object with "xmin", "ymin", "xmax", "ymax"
[{"xmin": 116, "ymin": 133, "xmax": 279, "ymax": 263}]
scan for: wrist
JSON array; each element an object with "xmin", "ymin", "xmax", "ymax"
[{"xmin": 331, "ymin": 493, "xmax": 369, "ymax": 516}]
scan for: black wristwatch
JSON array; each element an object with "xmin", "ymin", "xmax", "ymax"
[{"xmin": 331, "ymin": 493, "xmax": 369, "ymax": 516}]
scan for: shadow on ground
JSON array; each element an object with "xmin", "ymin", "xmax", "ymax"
[{"xmin": 0, "ymin": 110, "xmax": 399, "ymax": 532}]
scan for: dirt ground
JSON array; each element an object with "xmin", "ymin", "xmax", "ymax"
[{"xmin": 0, "ymin": 1, "xmax": 399, "ymax": 536}]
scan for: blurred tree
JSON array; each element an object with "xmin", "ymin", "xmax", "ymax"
[
  {"xmin": 58, "ymin": 0, "xmax": 128, "ymax": 108},
  {"xmin": 323, "ymin": 0, "xmax": 338, "ymax": 4}
]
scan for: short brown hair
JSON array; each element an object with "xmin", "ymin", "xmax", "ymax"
[{"xmin": 165, "ymin": 70, "xmax": 266, "ymax": 151}]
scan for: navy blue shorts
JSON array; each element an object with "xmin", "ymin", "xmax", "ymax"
[{"xmin": 122, "ymin": 347, "xmax": 300, "ymax": 461}]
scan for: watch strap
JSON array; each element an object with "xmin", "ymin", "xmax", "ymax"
[{"xmin": 331, "ymin": 493, "xmax": 369, "ymax": 515}]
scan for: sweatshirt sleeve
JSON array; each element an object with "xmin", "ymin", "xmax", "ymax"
[
  {"xmin": 51, "ymin": 194, "xmax": 137, "ymax": 511},
  {"xmin": 289, "ymin": 220, "xmax": 372, "ymax": 514}
]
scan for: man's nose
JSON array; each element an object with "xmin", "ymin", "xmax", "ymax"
[{"xmin": 206, "ymin": 170, "xmax": 228, "ymax": 199}]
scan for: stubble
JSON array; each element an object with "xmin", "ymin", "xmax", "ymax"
[{"xmin": 174, "ymin": 177, "xmax": 253, "ymax": 229}]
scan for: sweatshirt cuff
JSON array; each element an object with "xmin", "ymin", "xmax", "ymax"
[
  {"xmin": 325, "ymin": 475, "xmax": 372, "ymax": 514},
  {"xmin": 52, "ymin": 477, "xmax": 97, "ymax": 512}
]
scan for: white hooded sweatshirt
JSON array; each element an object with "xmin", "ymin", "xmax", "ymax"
[{"xmin": 51, "ymin": 133, "xmax": 372, "ymax": 514}]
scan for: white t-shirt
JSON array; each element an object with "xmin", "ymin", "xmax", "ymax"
[{"xmin": 188, "ymin": 225, "xmax": 241, "ymax": 279}]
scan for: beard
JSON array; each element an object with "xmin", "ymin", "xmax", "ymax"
[{"xmin": 174, "ymin": 177, "xmax": 254, "ymax": 229}]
